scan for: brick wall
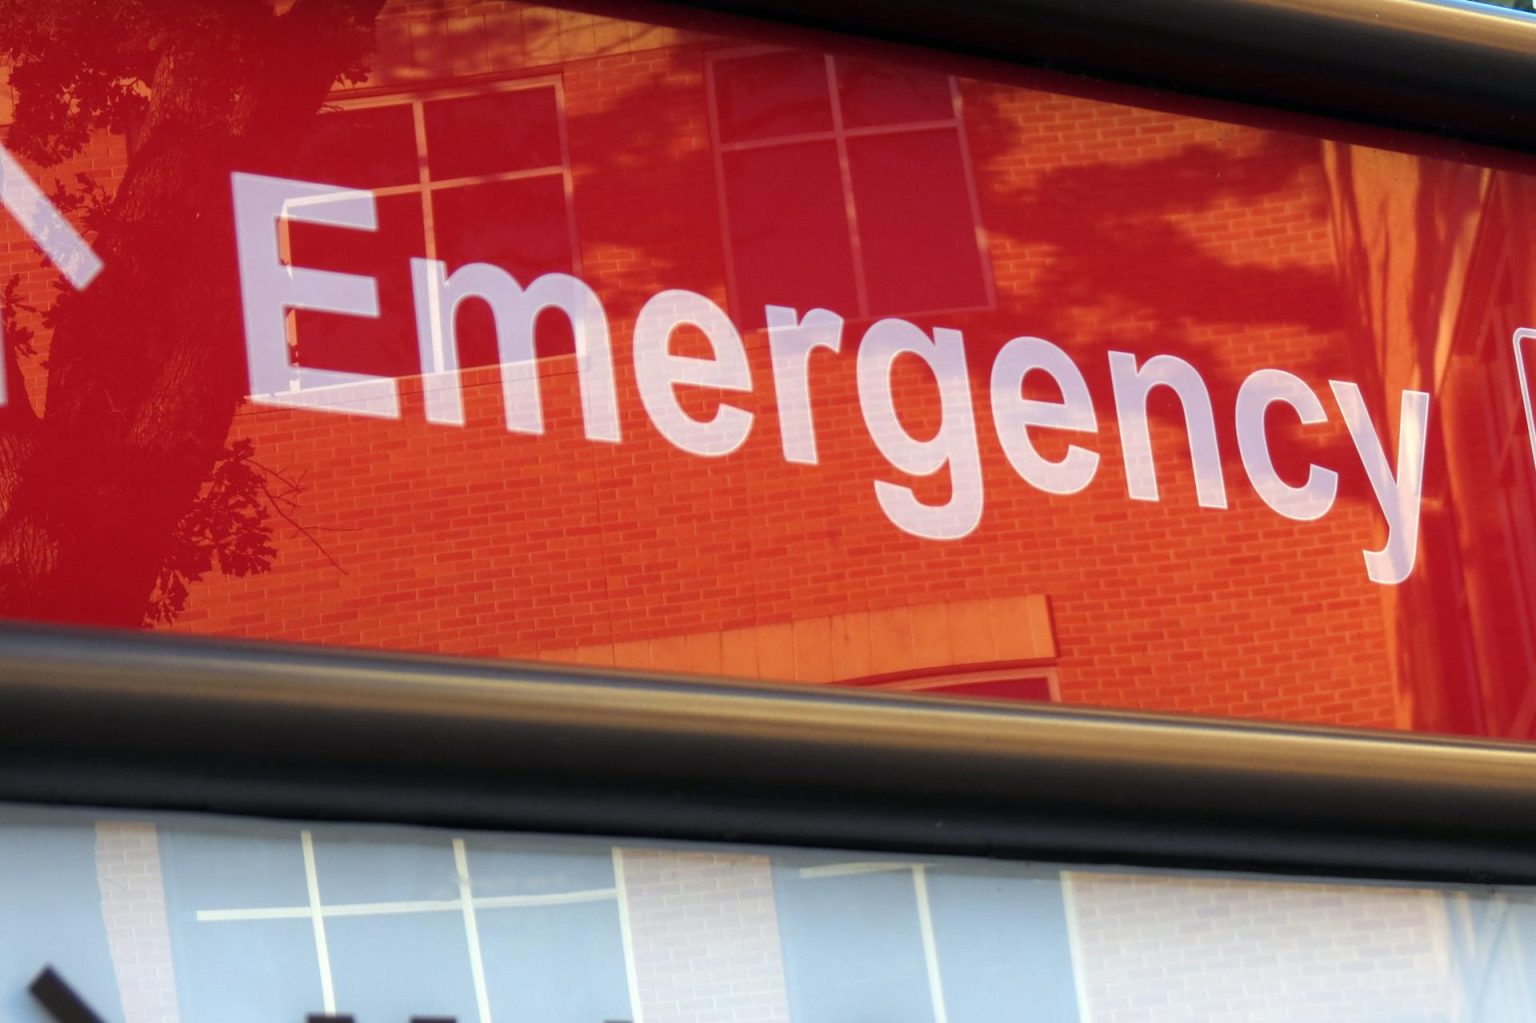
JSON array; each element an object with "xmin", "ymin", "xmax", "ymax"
[
  {"xmin": 40, "ymin": 0, "xmax": 1394, "ymax": 730},
  {"xmin": 94, "ymin": 822, "xmax": 180, "ymax": 1023},
  {"xmin": 619, "ymin": 849, "xmax": 792, "ymax": 1023},
  {"xmin": 1066, "ymin": 870, "xmax": 1459, "ymax": 1022}
]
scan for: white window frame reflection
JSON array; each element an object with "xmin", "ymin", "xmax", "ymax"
[
  {"xmin": 789, "ymin": 857, "xmax": 1085, "ymax": 1023},
  {"xmin": 703, "ymin": 46, "xmax": 996, "ymax": 323},
  {"xmin": 260, "ymin": 78, "xmax": 580, "ymax": 410},
  {"xmin": 309, "ymin": 77, "xmax": 579, "ymax": 281}
]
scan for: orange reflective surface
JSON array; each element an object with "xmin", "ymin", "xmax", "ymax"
[{"xmin": 0, "ymin": 0, "xmax": 1531, "ymax": 737}]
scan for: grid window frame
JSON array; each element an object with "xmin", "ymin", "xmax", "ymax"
[
  {"xmin": 315, "ymin": 75, "xmax": 580, "ymax": 279},
  {"xmin": 269, "ymin": 75, "xmax": 582, "ymax": 401},
  {"xmin": 703, "ymin": 45, "xmax": 996, "ymax": 325},
  {"xmin": 175, "ymin": 828, "xmax": 639, "ymax": 1023}
]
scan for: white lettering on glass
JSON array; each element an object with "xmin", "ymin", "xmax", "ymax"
[
  {"xmin": 767, "ymin": 305, "xmax": 843, "ymax": 465},
  {"xmin": 1109, "ymin": 351, "xmax": 1227, "ymax": 509},
  {"xmin": 231, "ymin": 172, "xmax": 397, "ymax": 419},
  {"xmin": 1330, "ymin": 380, "xmax": 1431, "ymax": 585},
  {"xmin": 225, "ymin": 172, "xmax": 1438, "ymax": 584},
  {"xmin": 410, "ymin": 259, "xmax": 620, "ymax": 441},
  {"xmin": 633, "ymin": 288, "xmax": 754, "ymax": 457},
  {"xmin": 856, "ymin": 319, "xmax": 984, "ymax": 540},
  {"xmin": 1235, "ymin": 368, "xmax": 1338, "ymax": 521},
  {"xmin": 991, "ymin": 335, "xmax": 1100, "ymax": 496}
]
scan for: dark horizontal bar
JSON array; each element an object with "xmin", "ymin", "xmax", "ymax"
[
  {"xmin": 2, "ymin": 624, "xmax": 1536, "ymax": 884},
  {"xmin": 669, "ymin": 0, "xmax": 1536, "ymax": 154}
]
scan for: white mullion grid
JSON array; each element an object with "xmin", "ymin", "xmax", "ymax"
[
  {"xmin": 197, "ymin": 832, "xmax": 629, "ymax": 1021},
  {"xmin": 453, "ymin": 838, "xmax": 494, "ymax": 1023},
  {"xmin": 300, "ymin": 830, "xmax": 338, "ymax": 1016},
  {"xmin": 706, "ymin": 45, "xmax": 988, "ymax": 323},
  {"xmin": 260, "ymin": 77, "xmax": 577, "ymax": 411},
  {"xmin": 196, "ymin": 886, "xmax": 620, "ymax": 921},
  {"xmin": 824, "ymin": 53, "xmax": 871, "ymax": 319},
  {"xmin": 390, "ymin": 81, "xmax": 577, "ymax": 388}
]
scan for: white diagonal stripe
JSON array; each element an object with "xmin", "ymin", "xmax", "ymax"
[
  {"xmin": 0, "ymin": 143, "xmax": 103, "ymax": 408},
  {"xmin": 0, "ymin": 145, "xmax": 102, "ymax": 289}
]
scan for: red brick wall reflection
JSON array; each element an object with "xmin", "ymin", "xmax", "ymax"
[{"xmin": 5, "ymin": 0, "xmax": 1533, "ymax": 736}]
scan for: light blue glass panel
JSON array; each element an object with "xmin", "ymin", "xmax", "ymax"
[
  {"xmin": 169, "ymin": 918, "xmax": 322, "ymax": 1023},
  {"xmin": 478, "ymin": 900, "xmax": 633, "ymax": 1023},
  {"xmin": 312, "ymin": 831, "xmax": 459, "ymax": 905},
  {"xmin": 464, "ymin": 834, "xmax": 617, "ymax": 897},
  {"xmin": 926, "ymin": 868, "xmax": 1080, "ymax": 1023},
  {"xmin": 158, "ymin": 826, "xmax": 321, "ymax": 1022},
  {"xmin": 327, "ymin": 912, "xmax": 480, "ymax": 1021},
  {"xmin": 0, "ymin": 815, "xmax": 123, "ymax": 1023},
  {"xmin": 158, "ymin": 824, "xmax": 309, "ymax": 911},
  {"xmin": 772, "ymin": 858, "xmax": 934, "ymax": 1023}
]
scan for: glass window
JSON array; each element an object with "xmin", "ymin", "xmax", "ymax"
[
  {"xmin": 281, "ymin": 82, "xmax": 576, "ymax": 385},
  {"xmin": 708, "ymin": 50, "xmax": 992, "ymax": 328},
  {"xmin": 158, "ymin": 823, "xmax": 632, "ymax": 1023},
  {"xmin": 772, "ymin": 855, "xmax": 1080, "ymax": 1023},
  {"xmin": 9, "ymin": 804, "xmax": 1536, "ymax": 1023}
]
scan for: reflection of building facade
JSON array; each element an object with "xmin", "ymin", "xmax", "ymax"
[
  {"xmin": 3, "ymin": 1, "xmax": 1536, "ymax": 1021},
  {"xmin": 1328, "ymin": 159, "xmax": 1536, "ymax": 736},
  {"xmin": 8, "ymin": 0, "xmax": 1421, "ymax": 724}
]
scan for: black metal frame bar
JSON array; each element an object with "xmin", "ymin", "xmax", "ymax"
[
  {"xmin": 3, "ymin": 624, "xmax": 1536, "ymax": 885},
  {"xmin": 668, "ymin": 0, "xmax": 1536, "ymax": 154}
]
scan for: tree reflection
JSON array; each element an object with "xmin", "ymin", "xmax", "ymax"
[{"xmin": 0, "ymin": 0, "xmax": 383, "ymax": 625}]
